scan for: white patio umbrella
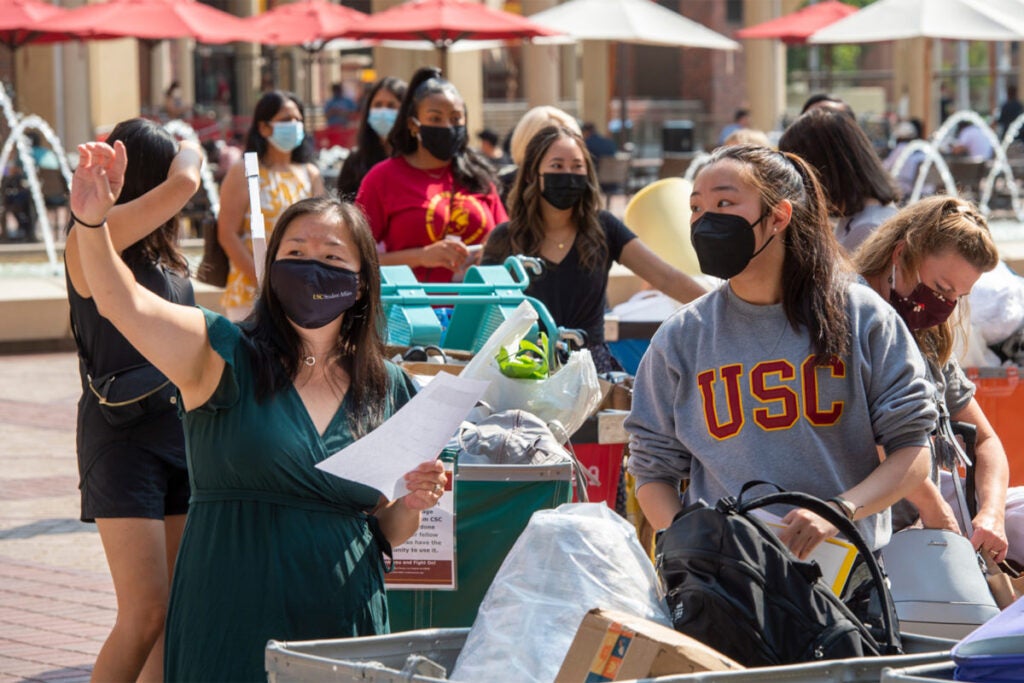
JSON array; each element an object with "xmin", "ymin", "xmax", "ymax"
[
  {"xmin": 527, "ymin": 0, "xmax": 739, "ymax": 138},
  {"xmin": 528, "ymin": 0, "xmax": 740, "ymax": 49},
  {"xmin": 809, "ymin": 0, "xmax": 1024, "ymax": 132},
  {"xmin": 808, "ymin": 0, "xmax": 1024, "ymax": 43}
]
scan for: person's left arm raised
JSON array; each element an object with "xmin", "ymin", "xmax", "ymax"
[{"xmin": 72, "ymin": 141, "xmax": 224, "ymax": 411}]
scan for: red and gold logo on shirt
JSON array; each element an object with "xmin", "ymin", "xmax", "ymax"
[{"xmin": 425, "ymin": 191, "xmax": 489, "ymax": 244}]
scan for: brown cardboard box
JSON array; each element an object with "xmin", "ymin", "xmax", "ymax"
[
  {"xmin": 555, "ymin": 608, "xmax": 743, "ymax": 682},
  {"xmin": 597, "ymin": 378, "xmax": 632, "ymax": 411},
  {"xmin": 398, "ymin": 361, "xmax": 464, "ymax": 379}
]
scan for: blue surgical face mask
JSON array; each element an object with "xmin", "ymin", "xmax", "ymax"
[
  {"xmin": 268, "ymin": 120, "xmax": 305, "ymax": 153},
  {"xmin": 367, "ymin": 107, "xmax": 398, "ymax": 138}
]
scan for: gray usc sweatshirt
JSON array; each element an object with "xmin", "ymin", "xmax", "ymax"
[{"xmin": 626, "ymin": 281, "xmax": 937, "ymax": 550}]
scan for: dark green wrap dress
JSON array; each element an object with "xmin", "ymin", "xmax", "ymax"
[{"xmin": 165, "ymin": 309, "xmax": 416, "ymax": 682}]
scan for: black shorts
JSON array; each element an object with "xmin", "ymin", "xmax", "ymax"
[{"xmin": 79, "ymin": 441, "xmax": 190, "ymax": 522}]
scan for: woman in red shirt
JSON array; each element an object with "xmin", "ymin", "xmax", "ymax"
[{"xmin": 356, "ymin": 67, "xmax": 507, "ymax": 283}]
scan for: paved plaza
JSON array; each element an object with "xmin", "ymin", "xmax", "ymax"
[{"xmin": 0, "ymin": 351, "xmax": 112, "ymax": 682}]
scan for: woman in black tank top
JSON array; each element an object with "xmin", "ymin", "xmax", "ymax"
[{"xmin": 64, "ymin": 118, "xmax": 203, "ymax": 682}]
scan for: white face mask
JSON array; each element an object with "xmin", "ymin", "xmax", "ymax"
[{"xmin": 268, "ymin": 120, "xmax": 305, "ymax": 153}]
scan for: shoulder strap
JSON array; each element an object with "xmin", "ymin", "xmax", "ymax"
[{"xmin": 730, "ymin": 487, "xmax": 901, "ymax": 656}]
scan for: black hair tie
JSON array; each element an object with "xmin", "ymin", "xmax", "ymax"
[{"xmin": 70, "ymin": 211, "xmax": 107, "ymax": 229}]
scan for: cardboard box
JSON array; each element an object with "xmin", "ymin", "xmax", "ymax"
[
  {"xmin": 597, "ymin": 378, "xmax": 632, "ymax": 411},
  {"xmin": 555, "ymin": 608, "xmax": 743, "ymax": 682},
  {"xmin": 399, "ymin": 361, "xmax": 464, "ymax": 379}
]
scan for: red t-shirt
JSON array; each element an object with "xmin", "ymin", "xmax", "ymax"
[{"xmin": 356, "ymin": 156, "xmax": 508, "ymax": 283}]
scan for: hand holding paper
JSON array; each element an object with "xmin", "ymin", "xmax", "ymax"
[{"xmin": 316, "ymin": 372, "xmax": 489, "ymax": 499}]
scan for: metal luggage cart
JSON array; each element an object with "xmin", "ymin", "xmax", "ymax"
[
  {"xmin": 879, "ymin": 662, "xmax": 955, "ymax": 683},
  {"xmin": 266, "ymin": 629, "xmax": 955, "ymax": 683}
]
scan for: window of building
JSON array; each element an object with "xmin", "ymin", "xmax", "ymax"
[{"xmin": 726, "ymin": 0, "xmax": 743, "ymax": 24}]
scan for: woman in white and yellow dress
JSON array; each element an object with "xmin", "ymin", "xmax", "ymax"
[{"xmin": 217, "ymin": 90, "xmax": 325, "ymax": 320}]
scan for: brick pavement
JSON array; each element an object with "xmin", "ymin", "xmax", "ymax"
[{"xmin": 0, "ymin": 352, "xmax": 113, "ymax": 683}]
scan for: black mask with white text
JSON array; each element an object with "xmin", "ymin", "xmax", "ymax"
[{"xmin": 270, "ymin": 259, "xmax": 359, "ymax": 329}]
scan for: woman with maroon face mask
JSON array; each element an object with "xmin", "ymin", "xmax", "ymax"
[{"xmin": 856, "ymin": 196, "xmax": 1014, "ymax": 566}]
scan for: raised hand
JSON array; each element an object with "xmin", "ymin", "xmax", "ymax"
[{"xmin": 70, "ymin": 141, "xmax": 128, "ymax": 226}]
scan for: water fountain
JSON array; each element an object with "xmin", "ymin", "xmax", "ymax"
[
  {"xmin": 886, "ymin": 110, "xmax": 1024, "ymax": 227},
  {"xmin": 162, "ymin": 118, "xmax": 221, "ymax": 220},
  {"xmin": 0, "ymin": 90, "xmax": 73, "ymax": 275}
]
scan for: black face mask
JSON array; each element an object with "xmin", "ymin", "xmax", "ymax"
[
  {"xmin": 416, "ymin": 123, "xmax": 466, "ymax": 162},
  {"xmin": 270, "ymin": 259, "xmax": 359, "ymax": 330},
  {"xmin": 690, "ymin": 211, "xmax": 772, "ymax": 280},
  {"xmin": 541, "ymin": 173, "xmax": 588, "ymax": 210}
]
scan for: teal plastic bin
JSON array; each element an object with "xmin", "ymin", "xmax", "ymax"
[{"xmin": 387, "ymin": 461, "xmax": 573, "ymax": 631}]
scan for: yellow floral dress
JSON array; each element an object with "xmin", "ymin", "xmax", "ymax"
[{"xmin": 221, "ymin": 165, "xmax": 313, "ymax": 312}]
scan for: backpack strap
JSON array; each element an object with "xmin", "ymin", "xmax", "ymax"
[{"xmin": 731, "ymin": 489, "xmax": 902, "ymax": 656}]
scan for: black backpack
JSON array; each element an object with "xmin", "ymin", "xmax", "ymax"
[{"xmin": 655, "ymin": 483, "xmax": 902, "ymax": 667}]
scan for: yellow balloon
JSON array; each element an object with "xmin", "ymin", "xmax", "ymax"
[{"xmin": 623, "ymin": 177, "xmax": 701, "ymax": 276}]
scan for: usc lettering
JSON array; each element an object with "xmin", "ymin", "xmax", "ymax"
[{"xmin": 697, "ymin": 356, "xmax": 845, "ymax": 439}]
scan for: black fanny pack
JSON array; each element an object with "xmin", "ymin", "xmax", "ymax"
[{"xmin": 87, "ymin": 363, "xmax": 177, "ymax": 428}]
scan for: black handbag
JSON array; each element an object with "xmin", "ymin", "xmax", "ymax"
[
  {"xmin": 87, "ymin": 363, "xmax": 177, "ymax": 428},
  {"xmin": 195, "ymin": 215, "xmax": 229, "ymax": 287}
]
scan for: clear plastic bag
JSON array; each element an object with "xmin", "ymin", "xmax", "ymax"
[
  {"xmin": 460, "ymin": 302, "xmax": 602, "ymax": 437},
  {"xmin": 450, "ymin": 503, "xmax": 670, "ymax": 682}
]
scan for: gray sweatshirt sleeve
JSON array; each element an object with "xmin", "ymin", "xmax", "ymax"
[
  {"xmin": 859, "ymin": 295, "xmax": 938, "ymax": 454},
  {"xmin": 625, "ymin": 327, "xmax": 691, "ymax": 492}
]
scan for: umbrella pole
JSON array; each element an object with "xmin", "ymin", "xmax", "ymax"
[{"xmin": 617, "ymin": 42, "xmax": 629, "ymax": 147}]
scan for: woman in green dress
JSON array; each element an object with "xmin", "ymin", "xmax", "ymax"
[{"xmin": 69, "ymin": 141, "xmax": 448, "ymax": 682}]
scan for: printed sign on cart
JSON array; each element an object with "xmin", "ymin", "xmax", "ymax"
[{"xmin": 386, "ymin": 468, "xmax": 455, "ymax": 591}]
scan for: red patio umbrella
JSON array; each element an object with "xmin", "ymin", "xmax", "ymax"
[
  {"xmin": 36, "ymin": 0, "xmax": 250, "ymax": 111},
  {"xmin": 247, "ymin": 0, "xmax": 368, "ymax": 47},
  {"xmin": 37, "ymin": 0, "xmax": 249, "ymax": 45},
  {"xmin": 0, "ymin": 0, "xmax": 107, "ymax": 103},
  {"xmin": 246, "ymin": 0, "xmax": 371, "ymax": 115},
  {"xmin": 735, "ymin": 0, "xmax": 857, "ymax": 44},
  {"xmin": 344, "ymin": 0, "xmax": 562, "ymax": 62},
  {"xmin": 0, "ymin": 0, "xmax": 73, "ymax": 51}
]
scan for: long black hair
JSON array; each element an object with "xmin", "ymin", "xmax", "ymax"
[
  {"xmin": 245, "ymin": 90, "xmax": 314, "ymax": 164},
  {"xmin": 100, "ymin": 118, "xmax": 189, "ymax": 275},
  {"xmin": 389, "ymin": 66, "xmax": 495, "ymax": 194},
  {"xmin": 699, "ymin": 144, "xmax": 852, "ymax": 364},
  {"xmin": 779, "ymin": 108, "xmax": 899, "ymax": 216},
  {"xmin": 336, "ymin": 76, "xmax": 407, "ymax": 199},
  {"xmin": 244, "ymin": 196, "xmax": 391, "ymax": 438},
  {"xmin": 499, "ymin": 125, "xmax": 606, "ymax": 270}
]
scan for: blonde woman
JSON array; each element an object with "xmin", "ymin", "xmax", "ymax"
[{"xmin": 855, "ymin": 197, "xmax": 1012, "ymax": 564}]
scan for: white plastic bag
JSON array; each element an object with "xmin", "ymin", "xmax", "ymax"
[
  {"xmin": 968, "ymin": 262, "xmax": 1024, "ymax": 346},
  {"xmin": 460, "ymin": 301, "xmax": 602, "ymax": 437},
  {"xmin": 449, "ymin": 503, "xmax": 670, "ymax": 683}
]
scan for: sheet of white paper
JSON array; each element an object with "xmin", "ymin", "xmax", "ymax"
[
  {"xmin": 749, "ymin": 508, "xmax": 860, "ymax": 596},
  {"xmin": 316, "ymin": 372, "xmax": 489, "ymax": 499}
]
